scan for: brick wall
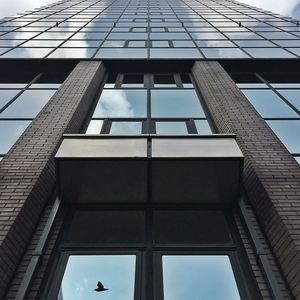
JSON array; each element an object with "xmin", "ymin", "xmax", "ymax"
[
  {"xmin": 192, "ymin": 61, "xmax": 299, "ymax": 299},
  {"xmin": 0, "ymin": 61, "xmax": 106, "ymax": 298}
]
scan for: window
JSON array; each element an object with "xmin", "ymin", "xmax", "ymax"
[
  {"xmin": 58, "ymin": 255, "xmax": 136, "ymax": 300},
  {"xmin": 0, "ymin": 76, "xmax": 62, "ymax": 158},
  {"xmin": 237, "ymin": 73, "xmax": 300, "ymax": 164},
  {"xmin": 162, "ymin": 255, "xmax": 241, "ymax": 300},
  {"xmin": 86, "ymin": 73, "xmax": 212, "ymax": 135},
  {"xmin": 46, "ymin": 209, "xmax": 257, "ymax": 300}
]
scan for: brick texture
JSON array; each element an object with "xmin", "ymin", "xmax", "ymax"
[
  {"xmin": 0, "ymin": 61, "xmax": 106, "ymax": 298},
  {"xmin": 192, "ymin": 61, "xmax": 299, "ymax": 299}
]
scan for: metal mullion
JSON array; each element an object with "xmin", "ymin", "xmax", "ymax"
[
  {"xmin": 0, "ymin": 73, "xmax": 43, "ymax": 114},
  {"xmin": 174, "ymin": 73, "xmax": 183, "ymax": 88},
  {"xmin": 256, "ymin": 73, "xmax": 300, "ymax": 116},
  {"xmin": 187, "ymin": 119, "xmax": 197, "ymax": 134}
]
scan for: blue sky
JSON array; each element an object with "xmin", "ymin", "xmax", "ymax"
[{"xmin": 0, "ymin": 0, "xmax": 299, "ymax": 19}]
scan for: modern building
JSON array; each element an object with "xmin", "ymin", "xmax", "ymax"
[{"xmin": 0, "ymin": 0, "xmax": 299, "ymax": 299}]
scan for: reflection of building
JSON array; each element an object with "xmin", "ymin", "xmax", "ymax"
[{"xmin": 0, "ymin": 0, "xmax": 300, "ymax": 299}]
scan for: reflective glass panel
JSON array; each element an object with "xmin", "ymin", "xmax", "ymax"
[
  {"xmin": 266, "ymin": 120, "xmax": 300, "ymax": 153},
  {"xmin": 241, "ymin": 90, "xmax": 298, "ymax": 118},
  {"xmin": 0, "ymin": 90, "xmax": 56, "ymax": 118},
  {"xmin": 58, "ymin": 255, "xmax": 136, "ymax": 300},
  {"xmin": 163, "ymin": 256, "xmax": 241, "ymax": 300},
  {"xmin": 244, "ymin": 48, "xmax": 296, "ymax": 58},
  {"xmin": 0, "ymin": 120, "xmax": 30, "ymax": 154},
  {"xmin": 156, "ymin": 122, "xmax": 188, "ymax": 135},
  {"xmin": 195, "ymin": 120, "xmax": 212, "ymax": 134},
  {"xmin": 277, "ymin": 90, "xmax": 300, "ymax": 110},
  {"xmin": 110, "ymin": 121, "xmax": 142, "ymax": 134},
  {"xmin": 86, "ymin": 120, "xmax": 103, "ymax": 134},
  {"xmin": 151, "ymin": 90, "xmax": 205, "ymax": 118},
  {"xmin": 0, "ymin": 90, "xmax": 20, "ymax": 109},
  {"xmin": 93, "ymin": 90, "xmax": 147, "ymax": 118}
]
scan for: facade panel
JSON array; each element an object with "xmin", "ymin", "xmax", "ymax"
[{"xmin": 0, "ymin": 0, "xmax": 299, "ymax": 299}]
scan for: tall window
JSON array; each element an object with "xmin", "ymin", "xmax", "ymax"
[
  {"xmin": 236, "ymin": 75, "xmax": 300, "ymax": 164},
  {"xmin": 45, "ymin": 209, "xmax": 258, "ymax": 300},
  {"xmin": 0, "ymin": 76, "xmax": 61, "ymax": 160},
  {"xmin": 85, "ymin": 72, "xmax": 212, "ymax": 135}
]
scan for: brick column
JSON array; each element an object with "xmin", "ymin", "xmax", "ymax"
[
  {"xmin": 192, "ymin": 61, "xmax": 300, "ymax": 299},
  {"xmin": 0, "ymin": 61, "xmax": 106, "ymax": 298}
]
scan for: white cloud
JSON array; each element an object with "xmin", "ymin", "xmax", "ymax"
[
  {"xmin": 0, "ymin": 0, "xmax": 56, "ymax": 19},
  {"xmin": 237, "ymin": 0, "xmax": 300, "ymax": 18}
]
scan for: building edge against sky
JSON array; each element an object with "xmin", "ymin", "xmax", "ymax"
[{"xmin": 0, "ymin": 0, "xmax": 299, "ymax": 299}]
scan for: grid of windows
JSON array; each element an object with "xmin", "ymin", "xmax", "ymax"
[
  {"xmin": 0, "ymin": 77, "xmax": 60, "ymax": 159},
  {"xmin": 46, "ymin": 209, "xmax": 255, "ymax": 299},
  {"xmin": 85, "ymin": 73, "xmax": 212, "ymax": 135},
  {"xmin": 237, "ymin": 77, "xmax": 300, "ymax": 164},
  {"xmin": 0, "ymin": 0, "xmax": 300, "ymax": 59}
]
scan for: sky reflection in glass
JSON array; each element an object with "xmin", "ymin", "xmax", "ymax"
[
  {"xmin": 267, "ymin": 120, "xmax": 300, "ymax": 153},
  {"xmin": 242, "ymin": 89, "xmax": 298, "ymax": 118},
  {"xmin": 110, "ymin": 121, "xmax": 141, "ymax": 134},
  {"xmin": 0, "ymin": 90, "xmax": 20, "ymax": 109},
  {"xmin": 277, "ymin": 90, "xmax": 300, "ymax": 110},
  {"xmin": 151, "ymin": 90, "xmax": 205, "ymax": 118},
  {"xmin": 58, "ymin": 255, "xmax": 136, "ymax": 300},
  {"xmin": 0, "ymin": 90, "xmax": 56, "ymax": 118},
  {"xmin": 163, "ymin": 255, "xmax": 241, "ymax": 300},
  {"xmin": 0, "ymin": 120, "xmax": 30, "ymax": 154},
  {"xmin": 93, "ymin": 90, "xmax": 147, "ymax": 118},
  {"xmin": 156, "ymin": 122, "xmax": 188, "ymax": 134}
]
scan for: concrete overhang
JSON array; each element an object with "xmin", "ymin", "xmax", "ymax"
[{"xmin": 55, "ymin": 134, "xmax": 244, "ymax": 204}]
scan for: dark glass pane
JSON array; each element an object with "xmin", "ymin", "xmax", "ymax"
[
  {"xmin": 122, "ymin": 74, "xmax": 144, "ymax": 87},
  {"xmin": 58, "ymin": 255, "xmax": 136, "ymax": 300},
  {"xmin": 151, "ymin": 90, "xmax": 205, "ymax": 118},
  {"xmin": 163, "ymin": 256, "xmax": 241, "ymax": 300},
  {"xmin": 0, "ymin": 90, "xmax": 56, "ymax": 118},
  {"xmin": 66, "ymin": 211, "xmax": 145, "ymax": 244},
  {"xmin": 241, "ymin": 89, "xmax": 298, "ymax": 118},
  {"xmin": 0, "ymin": 120, "xmax": 30, "ymax": 154},
  {"xmin": 154, "ymin": 74, "xmax": 176, "ymax": 87},
  {"xmin": 153, "ymin": 211, "xmax": 232, "ymax": 245},
  {"xmin": 93, "ymin": 89, "xmax": 147, "ymax": 118}
]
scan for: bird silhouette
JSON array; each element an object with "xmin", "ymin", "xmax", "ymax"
[{"xmin": 94, "ymin": 281, "xmax": 109, "ymax": 292}]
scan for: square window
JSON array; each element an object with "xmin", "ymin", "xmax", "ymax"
[
  {"xmin": 267, "ymin": 120, "xmax": 300, "ymax": 153},
  {"xmin": 93, "ymin": 89, "xmax": 147, "ymax": 118},
  {"xmin": 151, "ymin": 90, "xmax": 205, "ymax": 118},
  {"xmin": 162, "ymin": 256, "xmax": 241, "ymax": 300},
  {"xmin": 58, "ymin": 255, "xmax": 136, "ymax": 300},
  {"xmin": 0, "ymin": 120, "xmax": 31, "ymax": 154}
]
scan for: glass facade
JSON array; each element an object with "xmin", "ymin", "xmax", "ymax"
[
  {"xmin": 0, "ymin": 0, "xmax": 300, "ymax": 59},
  {"xmin": 0, "ymin": 78, "xmax": 60, "ymax": 158},
  {"xmin": 86, "ymin": 72, "xmax": 212, "ymax": 134},
  {"xmin": 238, "ymin": 78, "xmax": 300, "ymax": 163}
]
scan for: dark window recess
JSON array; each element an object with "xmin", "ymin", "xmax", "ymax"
[
  {"xmin": 123, "ymin": 74, "xmax": 144, "ymax": 86},
  {"xmin": 154, "ymin": 74, "xmax": 176, "ymax": 86}
]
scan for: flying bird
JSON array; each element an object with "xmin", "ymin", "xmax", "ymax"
[{"xmin": 94, "ymin": 281, "xmax": 109, "ymax": 292}]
